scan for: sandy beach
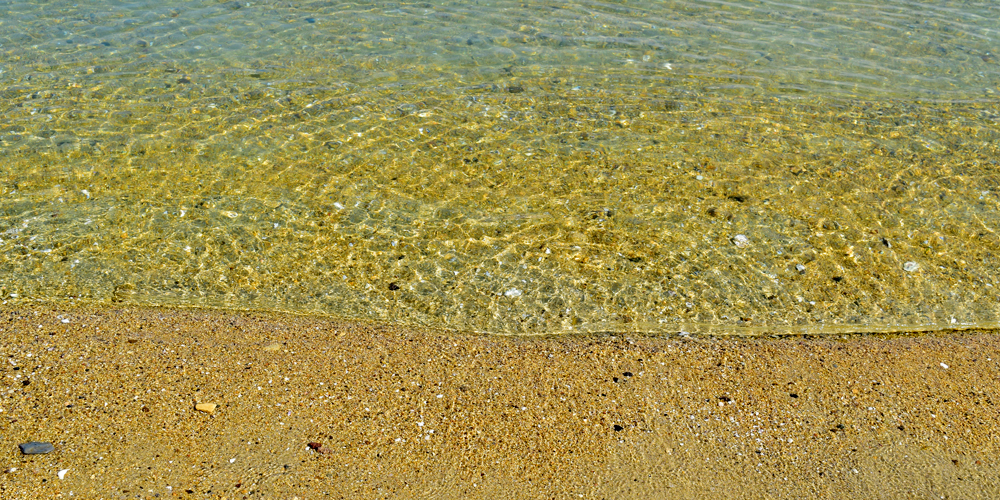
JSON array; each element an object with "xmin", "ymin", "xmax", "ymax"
[{"xmin": 1, "ymin": 305, "xmax": 998, "ymax": 498}]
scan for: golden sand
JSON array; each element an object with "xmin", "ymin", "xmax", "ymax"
[{"xmin": 2, "ymin": 305, "xmax": 998, "ymax": 498}]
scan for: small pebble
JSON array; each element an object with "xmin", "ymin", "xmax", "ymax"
[
  {"xmin": 58, "ymin": 469, "xmax": 69, "ymax": 480},
  {"xmin": 732, "ymin": 234, "xmax": 750, "ymax": 248},
  {"xmin": 195, "ymin": 403, "xmax": 218, "ymax": 414},
  {"xmin": 903, "ymin": 261, "xmax": 919, "ymax": 272},
  {"xmin": 308, "ymin": 442, "xmax": 333, "ymax": 454},
  {"xmin": 19, "ymin": 442, "xmax": 55, "ymax": 455},
  {"xmin": 795, "ymin": 264, "xmax": 806, "ymax": 274}
]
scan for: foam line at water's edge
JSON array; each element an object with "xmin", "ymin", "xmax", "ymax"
[{"xmin": 3, "ymin": 296, "xmax": 989, "ymax": 338}]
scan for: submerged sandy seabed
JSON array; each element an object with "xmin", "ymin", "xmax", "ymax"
[{"xmin": 1, "ymin": 305, "xmax": 998, "ymax": 498}]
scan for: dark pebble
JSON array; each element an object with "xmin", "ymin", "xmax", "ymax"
[
  {"xmin": 308, "ymin": 441, "xmax": 332, "ymax": 454},
  {"xmin": 613, "ymin": 425, "xmax": 624, "ymax": 432},
  {"xmin": 19, "ymin": 441, "xmax": 55, "ymax": 454}
]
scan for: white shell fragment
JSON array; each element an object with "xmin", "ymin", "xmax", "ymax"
[
  {"xmin": 731, "ymin": 234, "xmax": 750, "ymax": 248},
  {"xmin": 903, "ymin": 261, "xmax": 919, "ymax": 272}
]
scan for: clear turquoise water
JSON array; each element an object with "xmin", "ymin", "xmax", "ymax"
[{"xmin": 2, "ymin": 0, "xmax": 999, "ymax": 335}]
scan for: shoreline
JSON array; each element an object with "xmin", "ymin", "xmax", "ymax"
[{"xmin": 2, "ymin": 304, "xmax": 999, "ymax": 498}]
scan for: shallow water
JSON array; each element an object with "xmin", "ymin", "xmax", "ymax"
[{"xmin": 1, "ymin": 0, "xmax": 999, "ymax": 334}]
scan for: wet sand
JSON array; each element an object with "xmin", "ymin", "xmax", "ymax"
[{"xmin": 1, "ymin": 305, "xmax": 999, "ymax": 498}]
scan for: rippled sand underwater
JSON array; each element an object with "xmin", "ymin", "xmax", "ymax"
[{"xmin": 1, "ymin": 0, "xmax": 999, "ymax": 335}]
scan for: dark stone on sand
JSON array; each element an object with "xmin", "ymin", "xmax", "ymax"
[
  {"xmin": 308, "ymin": 441, "xmax": 333, "ymax": 454},
  {"xmin": 19, "ymin": 441, "xmax": 55, "ymax": 454}
]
